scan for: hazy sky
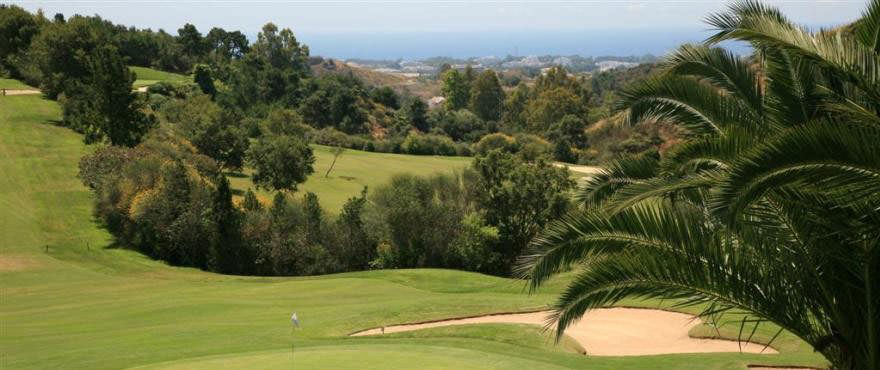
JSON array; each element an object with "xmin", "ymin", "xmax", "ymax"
[{"xmin": 8, "ymin": 0, "xmax": 868, "ymax": 58}]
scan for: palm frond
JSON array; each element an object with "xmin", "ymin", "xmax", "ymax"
[
  {"xmin": 666, "ymin": 44, "xmax": 763, "ymax": 115},
  {"xmin": 853, "ymin": 0, "xmax": 880, "ymax": 53},
  {"xmin": 617, "ymin": 74, "xmax": 760, "ymax": 135},
  {"xmin": 576, "ymin": 153, "xmax": 660, "ymax": 208},
  {"xmin": 712, "ymin": 122, "xmax": 880, "ymax": 225}
]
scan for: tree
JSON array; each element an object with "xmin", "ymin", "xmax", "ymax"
[
  {"xmin": 30, "ymin": 15, "xmax": 114, "ymax": 98},
  {"xmin": 548, "ymin": 114, "xmax": 588, "ymax": 162},
  {"xmin": 193, "ymin": 64, "xmax": 216, "ymax": 97},
  {"xmin": 404, "ymin": 97, "xmax": 429, "ymax": 132},
  {"xmin": 432, "ymin": 109, "xmax": 485, "ymax": 142},
  {"xmin": 62, "ymin": 44, "xmax": 156, "ymax": 147},
  {"xmin": 469, "ymin": 69, "xmax": 505, "ymax": 121},
  {"xmin": 520, "ymin": 2, "xmax": 880, "ymax": 369},
  {"xmin": 188, "ymin": 110, "xmax": 249, "ymax": 170},
  {"xmin": 324, "ymin": 146, "xmax": 345, "ymax": 178},
  {"xmin": 441, "ymin": 69, "xmax": 470, "ymax": 110},
  {"xmin": 302, "ymin": 192, "xmax": 322, "ymax": 245},
  {"xmin": 247, "ymin": 135, "xmax": 315, "ymax": 192},
  {"xmin": 371, "ymin": 86, "xmax": 400, "ymax": 109},
  {"xmin": 209, "ymin": 175, "xmax": 245, "ymax": 274},
  {"xmin": 225, "ymin": 22, "xmax": 310, "ymax": 111},
  {"xmin": 525, "ymin": 87, "xmax": 586, "ymax": 132},
  {"xmin": 335, "ymin": 187, "xmax": 374, "ymax": 270},
  {"xmin": 299, "ymin": 74, "xmax": 368, "ymax": 134},
  {"xmin": 502, "ymin": 83, "xmax": 530, "ymax": 131},
  {"xmin": 0, "ymin": 5, "xmax": 39, "ymax": 78},
  {"xmin": 242, "ymin": 189, "xmax": 262, "ymax": 211},
  {"xmin": 471, "ymin": 150, "xmax": 573, "ymax": 271},
  {"xmin": 177, "ymin": 23, "xmax": 208, "ymax": 60}
]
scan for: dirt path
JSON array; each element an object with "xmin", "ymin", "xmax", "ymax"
[
  {"xmin": 351, "ymin": 308, "xmax": 778, "ymax": 356},
  {"xmin": 1, "ymin": 89, "xmax": 40, "ymax": 96},
  {"xmin": 554, "ymin": 163, "xmax": 602, "ymax": 176}
]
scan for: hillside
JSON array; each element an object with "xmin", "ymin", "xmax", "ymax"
[
  {"xmin": 228, "ymin": 144, "xmax": 470, "ymax": 212},
  {"xmin": 311, "ymin": 58, "xmax": 442, "ymax": 99},
  {"xmin": 0, "ymin": 91, "xmax": 826, "ymax": 370}
]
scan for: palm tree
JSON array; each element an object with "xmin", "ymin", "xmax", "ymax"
[{"xmin": 518, "ymin": 1, "xmax": 880, "ymax": 369}]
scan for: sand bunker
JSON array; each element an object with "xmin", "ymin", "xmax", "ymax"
[{"xmin": 352, "ymin": 307, "xmax": 778, "ymax": 356}]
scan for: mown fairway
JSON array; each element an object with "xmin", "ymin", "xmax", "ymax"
[
  {"xmin": 228, "ymin": 145, "xmax": 471, "ymax": 212},
  {"xmin": 1, "ymin": 94, "xmax": 826, "ymax": 369},
  {"xmin": 0, "ymin": 78, "xmax": 35, "ymax": 90},
  {"xmin": 129, "ymin": 66, "xmax": 189, "ymax": 88}
]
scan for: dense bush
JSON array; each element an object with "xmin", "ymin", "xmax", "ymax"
[
  {"xmin": 79, "ymin": 134, "xmax": 373, "ymax": 276},
  {"xmin": 400, "ymin": 132, "xmax": 458, "ymax": 156}
]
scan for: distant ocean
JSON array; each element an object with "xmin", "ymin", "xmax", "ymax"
[{"xmin": 295, "ymin": 28, "xmax": 749, "ymax": 60}]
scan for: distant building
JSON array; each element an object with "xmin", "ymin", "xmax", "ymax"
[
  {"xmin": 428, "ymin": 96, "xmax": 446, "ymax": 109},
  {"xmin": 552, "ymin": 56, "xmax": 573, "ymax": 66},
  {"xmin": 596, "ymin": 60, "xmax": 639, "ymax": 72}
]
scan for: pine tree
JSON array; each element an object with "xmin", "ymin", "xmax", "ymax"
[{"xmin": 469, "ymin": 70, "xmax": 504, "ymax": 122}]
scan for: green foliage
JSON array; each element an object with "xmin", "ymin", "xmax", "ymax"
[
  {"xmin": 502, "ymin": 83, "xmax": 530, "ymax": 131},
  {"xmin": 547, "ymin": 114, "xmax": 588, "ymax": 163},
  {"xmin": 0, "ymin": 5, "xmax": 40, "ymax": 78},
  {"xmin": 177, "ymin": 23, "xmax": 209, "ymax": 61},
  {"xmin": 367, "ymin": 173, "xmax": 476, "ymax": 269},
  {"xmin": 522, "ymin": 2, "xmax": 880, "ymax": 369},
  {"xmin": 30, "ymin": 15, "xmax": 115, "ymax": 98},
  {"xmin": 335, "ymin": 188, "xmax": 376, "ymax": 270},
  {"xmin": 471, "ymin": 150, "xmax": 574, "ymax": 271},
  {"xmin": 473, "ymin": 133, "xmax": 514, "ymax": 156},
  {"xmin": 192, "ymin": 63, "xmax": 216, "ymax": 96},
  {"xmin": 525, "ymin": 87, "xmax": 587, "ymax": 132},
  {"xmin": 242, "ymin": 188, "xmax": 262, "ymax": 211},
  {"xmin": 189, "ymin": 111, "xmax": 249, "ymax": 170},
  {"xmin": 77, "ymin": 134, "xmax": 221, "ymax": 269},
  {"xmin": 262, "ymin": 107, "xmax": 311, "ymax": 137},
  {"xmin": 400, "ymin": 132, "xmax": 458, "ymax": 156},
  {"xmin": 449, "ymin": 213, "xmax": 501, "ymax": 273},
  {"xmin": 370, "ymin": 86, "xmax": 400, "ymax": 109},
  {"xmin": 247, "ymin": 134, "xmax": 315, "ymax": 192},
  {"xmin": 61, "ymin": 45, "xmax": 156, "ymax": 147},
  {"xmin": 469, "ymin": 69, "xmax": 505, "ymax": 121},
  {"xmin": 441, "ymin": 69, "xmax": 471, "ymax": 110},
  {"xmin": 208, "ymin": 175, "xmax": 246, "ymax": 273},
  {"xmin": 430, "ymin": 108, "xmax": 486, "ymax": 142},
  {"xmin": 164, "ymin": 95, "xmax": 248, "ymax": 169},
  {"xmin": 403, "ymin": 97, "xmax": 429, "ymax": 132},
  {"xmin": 223, "ymin": 22, "xmax": 310, "ymax": 112},
  {"xmin": 299, "ymin": 74, "xmax": 369, "ymax": 134}
]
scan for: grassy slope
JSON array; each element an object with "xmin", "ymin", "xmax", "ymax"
[
  {"xmin": 228, "ymin": 145, "xmax": 471, "ymax": 212},
  {"xmin": 0, "ymin": 94, "xmax": 827, "ymax": 369},
  {"xmin": 130, "ymin": 66, "xmax": 189, "ymax": 88},
  {"xmin": 0, "ymin": 78, "xmax": 36, "ymax": 90}
]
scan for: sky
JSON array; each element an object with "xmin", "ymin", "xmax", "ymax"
[{"xmin": 9, "ymin": 0, "xmax": 868, "ymax": 59}]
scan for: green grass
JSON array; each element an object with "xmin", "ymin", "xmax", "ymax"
[
  {"xmin": 228, "ymin": 145, "xmax": 471, "ymax": 212},
  {"xmin": 130, "ymin": 66, "xmax": 189, "ymax": 88},
  {"xmin": 0, "ymin": 78, "xmax": 35, "ymax": 90},
  {"xmin": 0, "ymin": 95, "xmax": 827, "ymax": 369}
]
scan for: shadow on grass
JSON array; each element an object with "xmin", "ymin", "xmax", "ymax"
[{"xmin": 225, "ymin": 171, "xmax": 248, "ymax": 178}]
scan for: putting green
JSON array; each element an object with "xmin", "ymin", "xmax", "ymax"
[{"xmin": 134, "ymin": 344, "xmax": 572, "ymax": 370}]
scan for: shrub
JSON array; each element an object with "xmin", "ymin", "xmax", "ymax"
[
  {"xmin": 473, "ymin": 133, "xmax": 514, "ymax": 155},
  {"xmin": 400, "ymin": 133, "xmax": 457, "ymax": 156}
]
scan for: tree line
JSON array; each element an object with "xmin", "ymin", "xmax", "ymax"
[{"xmin": 78, "ymin": 129, "xmax": 573, "ymax": 276}]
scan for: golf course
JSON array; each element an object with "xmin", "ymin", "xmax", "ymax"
[{"xmin": 1, "ymin": 91, "xmax": 828, "ymax": 369}]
